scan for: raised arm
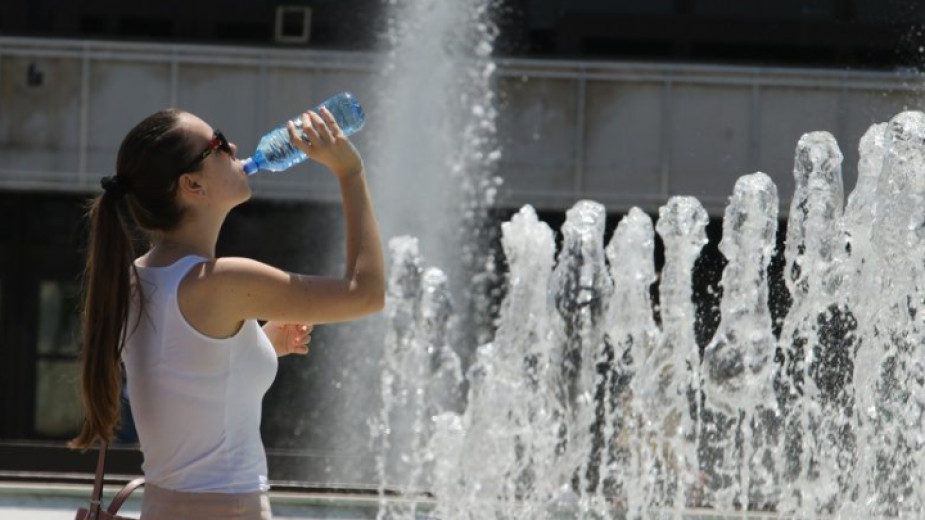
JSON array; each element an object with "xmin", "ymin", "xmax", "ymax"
[{"xmin": 187, "ymin": 108, "xmax": 385, "ymax": 325}]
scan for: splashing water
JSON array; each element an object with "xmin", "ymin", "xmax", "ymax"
[{"xmin": 372, "ymin": 111, "xmax": 925, "ymax": 519}]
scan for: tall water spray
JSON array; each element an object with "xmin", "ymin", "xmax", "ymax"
[
  {"xmin": 848, "ymin": 111, "xmax": 925, "ymax": 518},
  {"xmin": 368, "ymin": 0, "xmax": 501, "ymax": 510},
  {"xmin": 630, "ymin": 197, "xmax": 707, "ymax": 515},
  {"xmin": 600, "ymin": 207, "xmax": 659, "ymax": 517},
  {"xmin": 377, "ymin": 237, "xmax": 463, "ymax": 519},
  {"xmin": 370, "ymin": 0, "xmax": 501, "ymax": 315},
  {"xmin": 431, "ymin": 206, "xmax": 559, "ymax": 519},
  {"xmin": 776, "ymin": 132, "xmax": 853, "ymax": 516},
  {"xmin": 701, "ymin": 173, "xmax": 778, "ymax": 512}
]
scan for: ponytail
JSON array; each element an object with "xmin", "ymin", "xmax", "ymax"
[
  {"xmin": 70, "ymin": 191, "xmax": 135, "ymax": 450},
  {"xmin": 69, "ymin": 107, "xmax": 193, "ymax": 449}
]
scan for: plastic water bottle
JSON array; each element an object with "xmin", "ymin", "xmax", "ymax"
[{"xmin": 242, "ymin": 92, "xmax": 365, "ymax": 175}]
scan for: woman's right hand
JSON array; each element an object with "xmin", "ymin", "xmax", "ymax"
[{"xmin": 287, "ymin": 108, "xmax": 364, "ymax": 179}]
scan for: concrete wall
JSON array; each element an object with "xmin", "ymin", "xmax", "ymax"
[
  {"xmin": 495, "ymin": 58, "xmax": 922, "ymax": 214},
  {"xmin": 0, "ymin": 36, "xmax": 920, "ymax": 215}
]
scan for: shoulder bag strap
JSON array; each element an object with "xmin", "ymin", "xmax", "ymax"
[
  {"xmin": 88, "ymin": 440, "xmax": 108, "ymax": 519},
  {"xmin": 107, "ymin": 477, "xmax": 145, "ymax": 514}
]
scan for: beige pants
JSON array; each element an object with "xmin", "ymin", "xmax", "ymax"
[{"xmin": 141, "ymin": 483, "xmax": 272, "ymax": 520}]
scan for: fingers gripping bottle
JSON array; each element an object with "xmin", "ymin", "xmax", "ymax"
[{"xmin": 242, "ymin": 92, "xmax": 365, "ymax": 175}]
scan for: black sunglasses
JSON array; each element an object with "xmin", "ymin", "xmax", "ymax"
[{"xmin": 182, "ymin": 130, "xmax": 233, "ymax": 173}]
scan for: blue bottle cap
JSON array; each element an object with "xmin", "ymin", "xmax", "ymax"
[{"xmin": 242, "ymin": 157, "xmax": 259, "ymax": 175}]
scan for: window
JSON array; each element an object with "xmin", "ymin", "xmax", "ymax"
[
  {"xmin": 33, "ymin": 281, "xmax": 83, "ymax": 438},
  {"xmin": 275, "ymin": 6, "xmax": 311, "ymax": 44}
]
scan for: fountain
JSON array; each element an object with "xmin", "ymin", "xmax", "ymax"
[
  {"xmin": 372, "ymin": 111, "xmax": 925, "ymax": 519},
  {"xmin": 316, "ymin": 1, "xmax": 925, "ymax": 519}
]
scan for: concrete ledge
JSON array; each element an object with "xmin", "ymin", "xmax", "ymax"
[
  {"xmin": 0, "ymin": 480, "xmax": 844, "ymax": 519},
  {"xmin": 0, "ymin": 480, "xmax": 433, "ymax": 520}
]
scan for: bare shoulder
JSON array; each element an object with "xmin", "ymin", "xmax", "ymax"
[{"xmin": 175, "ymin": 257, "xmax": 289, "ymax": 336}]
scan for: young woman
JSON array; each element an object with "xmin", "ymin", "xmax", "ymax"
[{"xmin": 71, "ymin": 107, "xmax": 385, "ymax": 519}]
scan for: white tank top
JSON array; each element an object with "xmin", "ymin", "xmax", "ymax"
[{"xmin": 122, "ymin": 255, "xmax": 278, "ymax": 493}]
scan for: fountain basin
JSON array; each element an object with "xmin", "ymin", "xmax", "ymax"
[{"xmin": 0, "ymin": 480, "xmax": 851, "ymax": 519}]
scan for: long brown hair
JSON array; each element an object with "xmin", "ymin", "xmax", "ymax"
[{"xmin": 71, "ymin": 109, "xmax": 201, "ymax": 449}]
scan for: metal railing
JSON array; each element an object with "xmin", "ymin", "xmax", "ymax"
[{"xmin": 0, "ymin": 36, "xmax": 921, "ymax": 213}]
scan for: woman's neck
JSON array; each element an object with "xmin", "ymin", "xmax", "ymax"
[
  {"xmin": 148, "ymin": 214, "xmax": 223, "ymax": 262},
  {"xmin": 151, "ymin": 236, "xmax": 214, "ymax": 260}
]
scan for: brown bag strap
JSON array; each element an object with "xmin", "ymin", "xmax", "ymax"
[
  {"xmin": 80, "ymin": 440, "xmax": 145, "ymax": 520},
  {"xmin": 107, "ymin": 477, "xmax": 145, "ymax": 514},
  {"xmin": 87, "ymin": 440, "xmax": 108, "ymax": 519}
]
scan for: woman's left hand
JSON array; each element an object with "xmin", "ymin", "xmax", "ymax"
[{"xmin": 263, "ymin": 322, "xmax": 313, "ymax": 357}]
